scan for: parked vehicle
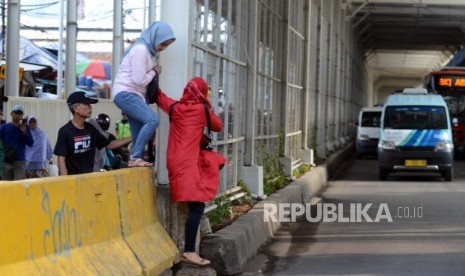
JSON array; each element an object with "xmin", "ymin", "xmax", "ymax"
[
  {"xmin": 425, "ymin": 67, "xmax": 465, "ymax": 154},
  {"xmin": 356, "ymin": 106, "xmax": 382, "ymax": 157},
  {"xmin": 378, "ymin": 88, "xmax": 454, "ymax": 181},
  {"xmin": 36, "ymin": 78, "xmax": 97, "ymax": 99}
]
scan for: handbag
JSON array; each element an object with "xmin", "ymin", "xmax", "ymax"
[
  {"xmin": 201, "ymin": 103, "xmax": 214, "ymax": 151},
  {"xmin": 145, "ymin": 72, "xmax": 159, "ymax": 104}
]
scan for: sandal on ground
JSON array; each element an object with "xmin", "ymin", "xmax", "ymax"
[
  {"xmin": 128, "ymin": 158, "xmax": 153, "ymax": 167},
  {"xmin": 180, "ymin": 253, "xmax": 211, "ymax": 266}
]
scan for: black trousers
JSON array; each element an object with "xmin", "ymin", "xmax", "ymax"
[{"xmin": 184, "ymin": 201, "xmax": 206, "ymax": 252}]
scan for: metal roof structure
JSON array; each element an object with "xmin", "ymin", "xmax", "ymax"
[{"xmin": 347, "ymin": 0, "xmax": 465, "ymax": 81}]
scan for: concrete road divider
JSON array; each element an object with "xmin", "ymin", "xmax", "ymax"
[
  {"xmin": 0, "ymin": 182, "xmax": 42, "ymax": 274},
  {"xmin": 117, "ymin": 168, "xmax": 179, "ymax": 275},
  {"xmin": 0, "ymin": 168, "xmax": 178, "ymax": 275}
]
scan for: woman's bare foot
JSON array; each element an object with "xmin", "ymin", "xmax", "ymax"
[{"xmin": 180, "ymin": 252, "xmax": 211, "ymax": 266}]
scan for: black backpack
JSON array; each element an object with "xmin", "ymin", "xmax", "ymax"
[{"xmin": 146, "ymin": 73, "xmax": 159, "ymax": 104}]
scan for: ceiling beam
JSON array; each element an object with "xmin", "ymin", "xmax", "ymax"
[{"xmin": 350, "ymin": 3, "xmax": 465, "ymax": 17}]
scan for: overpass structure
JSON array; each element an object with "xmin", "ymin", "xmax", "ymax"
[{"xmin": 350, "ymin": 0, "xmax": 465, "ymax": 103}]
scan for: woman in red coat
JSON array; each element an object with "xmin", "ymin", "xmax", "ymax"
[{"xmin": 157, "ymin": 77, "xmax": 226, "ymax": 266}]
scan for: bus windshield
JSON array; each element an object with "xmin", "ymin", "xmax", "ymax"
[
  {"xmin": 441, "ymin": 92, "xmax": 465, "ymax": 122},
  {"xmin": 427, "ymin": 67, "xmax": 465, "ymax": 123},
  {"xmin": 384, "ymin": 106, "xmax": 448, "ymax": 130}
]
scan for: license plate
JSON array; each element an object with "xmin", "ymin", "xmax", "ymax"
[{"xmin": 405, "ymin": 159, "xmax": 427, "ymax": 167}]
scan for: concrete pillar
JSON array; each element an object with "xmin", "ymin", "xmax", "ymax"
[
  {"xmin": 156, "ymin": 0, "xmax": 195, "ymax": 185},
  {"xmin": 306, "ymin": 0, "xmax": 320, "ymax": 152},
  {"xmin": 301, "ymin": 148, "xmax": 314, "ymax": 165},
  {"xmin": 279, "ymin": 157, "xmax": 293, "ymax": 177},
  {"xmin": 241, "ymin": 0, "xmax": 264, "ymax": 196},
  {"xmin": 244, "ymin": 0, "xmax": 258, "ymax": 167},
  {"xmin": 316, "ymin": 0, "xmax": 328, "ymax": 159},
  {"xmin": 241, "ymin": 165, "xmax": 264, "ymax": 198}
]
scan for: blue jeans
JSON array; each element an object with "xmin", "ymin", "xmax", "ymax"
[{"xmin": 114, "ymin": 92, "xmax": 159, "ymax": 160}]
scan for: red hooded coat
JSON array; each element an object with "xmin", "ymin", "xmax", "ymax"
[{"xmin": 157, "ymin": 77, "xmax": 226, "ymax": 202}]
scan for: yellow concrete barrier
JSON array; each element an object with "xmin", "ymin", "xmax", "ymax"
[
  {"xmin": 0, "ymin": 181, "xmax": 41, "ymax": 274},
  {"xmin": 117, "ymin": 168, "xmax": 179, "ymax": 275},
  {"xmin": 0, "ymin": 169, "xmax": 178, "ymax": 275}
]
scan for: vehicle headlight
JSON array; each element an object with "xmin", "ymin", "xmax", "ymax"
[
  {"xmin": 358, "ymin": 134, "xmax": 370, "ymax": 140},
  {"xmin": 436, "ymin": 141, "xmax": 453, "ymax": 152},
  {"xmin": 379, "ymin": 140, "xmax": 396, "ymax": 150}
]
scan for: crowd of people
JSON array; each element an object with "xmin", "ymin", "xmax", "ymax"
[
  {"xmin": 0, "ymin": 102, "xmax": 134, "ymax": 179},
  {"xmin": 0, "ymin": 21, "xmax": 225, "ymax": 267}
]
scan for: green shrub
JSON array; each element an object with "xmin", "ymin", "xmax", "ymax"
[
  {"xmin": 293, "ymin": 163, "xmax": 312, "ymax": 179},
  {"xmin": 237, "ymin": 179, "xmax": 252, "ymax": 203},
  {"xmin": 206, "ymin": 195, "xmax": 232, "ymax": 226}
]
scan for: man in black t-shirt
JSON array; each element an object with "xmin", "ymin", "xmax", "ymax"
[{"xmin": 53, "ymin": 92, "xmax": 132, "ymax": 175}]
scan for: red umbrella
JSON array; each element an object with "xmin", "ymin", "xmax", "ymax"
[{"xmin": 76, "ymin": 59, "xmax": 112, "ymax": 80}]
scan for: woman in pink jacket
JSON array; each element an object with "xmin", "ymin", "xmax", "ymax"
[
  {"xmin": 112, "ymin": 21, "xmax": 175, "ymax": 167},
  {"xmin": 157, "ymin": 77, "xmax": 226, "ymax": 266}
]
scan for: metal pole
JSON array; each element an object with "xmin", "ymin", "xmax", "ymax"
[
  {"xmin": 148, "ymin": 0, "xmax": 156, "ymax": 24},
  {"xmin": 65, "ymin": 0, "xmax": 78, "ymax": 97},
  {"xmin": 1, "ymin": 0, "xmax": 5, "ymax": 57},
  {"xmin": 5, "ymin": 0, "xmax": 20, "ymax": 97},
  {"xmin": 244, "ymin": 0, "xmax": 258, "ymax": 166},
  {"xmin": 142, "ymin": 0, "xmax": 146, "ymax": 29},
  {"xmin": 57, "ymin": 0, "xmax": 65, "ymax": 99},
  {"xmin": 112, "ymin": 0, "xmax": 123, "ymax": 87}
]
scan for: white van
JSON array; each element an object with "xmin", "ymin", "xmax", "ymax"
[
  {"xmin": 356, "ymin": 107, "xmax": 383, "ymax": 157},
  {"xmin": 378, "ymin": 88, "xmax": 454, "ymax": 181}
]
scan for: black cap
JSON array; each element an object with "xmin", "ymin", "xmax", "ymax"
[{"xmin": 67, "ymin": 91, "xmax": 98, "ymax": 106}]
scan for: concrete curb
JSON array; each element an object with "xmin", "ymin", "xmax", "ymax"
[{"xmin": 200, "ymin": 142, "xmax": 355, "ymax": 275}]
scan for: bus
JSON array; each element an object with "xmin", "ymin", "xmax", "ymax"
[{"xmin": 425, "ymin": 67, "xmax": 465, "ymax": 153}]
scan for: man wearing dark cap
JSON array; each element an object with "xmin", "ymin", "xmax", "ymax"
[
  {"xmin": 0, "ymin": 104, "xmax": 34, "ymax": 180},
  {"xmin": 53, "ymin": 92, "xmax": 131, "ymax": 175}
]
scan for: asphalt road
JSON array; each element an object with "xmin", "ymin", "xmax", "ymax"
[{"xmin": 241, "ymin": 155, "xmax": 465, "ymax": 276}]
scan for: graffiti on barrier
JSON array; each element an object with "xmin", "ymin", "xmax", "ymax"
[{"xmin": 42, "ymin": 189, "xmax": 82, "ymax": 259}]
